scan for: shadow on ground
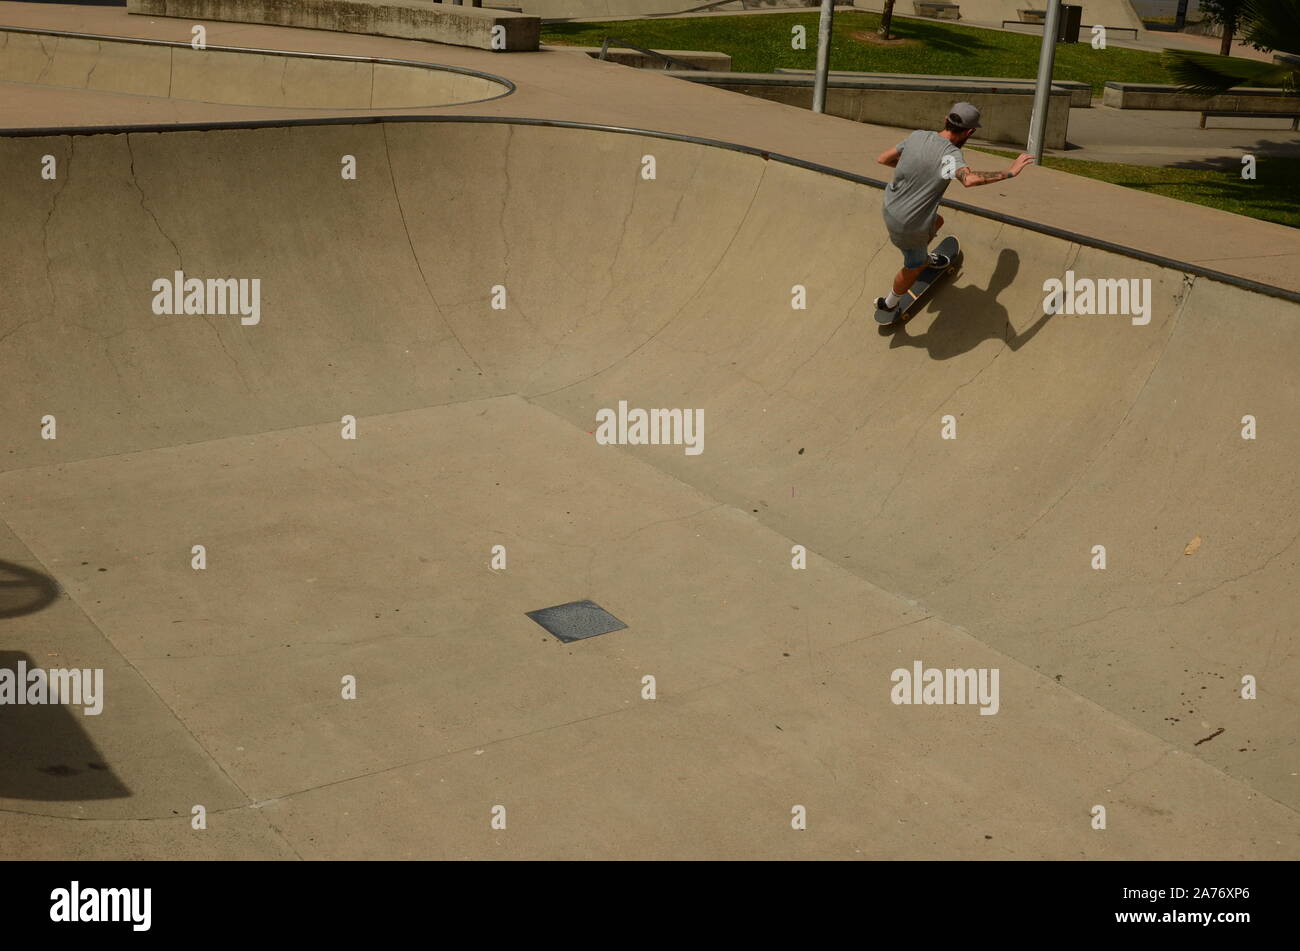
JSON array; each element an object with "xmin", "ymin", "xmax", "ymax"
[
  {"xmin": 0, "ymin": 651, "xmax": 131, "ymax": 801},
  {"xmin": 0, "ymin": 559, "xmax": 60, "ymax": 620},
  {"xmin": 882, "ymin": 248, "xmax": 1054, "ymax": 359}
]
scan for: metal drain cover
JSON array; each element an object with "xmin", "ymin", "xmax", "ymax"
[{"xmin": 526, "ymin": 600, "xmax": 627, "ymax": 642}]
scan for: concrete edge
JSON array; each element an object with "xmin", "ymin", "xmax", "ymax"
[
  {"xmin": 2, "ymin": 113, "xmax": 1295, "ymax": 306},
  {"xmin": 775, "ymin": 69, "xmax": 1091, "ymax": 88},
  {"xmin": 1104, "ymin": 82, "xmax": 1296, "ymax": 95},
  {"xmin": 0, "ymin": 24, "xmax": 519, "ymax": 104},
  {"xmin": 672, "ymin": 72, "xmax": 1075, "ymax": 97},
  {"xmin": 125, "ymin": 0, "xmax": 541, "ymax": 52}
]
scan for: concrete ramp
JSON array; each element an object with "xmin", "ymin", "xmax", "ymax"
[
  {"xmin": 1, "ymin": 120, "xmax": 1295, "ymax": 859},
  {"xmin": 0, "ymin": 28, "xmax": 513, "ymax": 109}
]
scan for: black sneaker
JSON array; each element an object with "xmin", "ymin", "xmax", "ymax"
[
  {"xmin": 927, "ymin": 251, "xmax": 951, "ymax": 269},
  {"xmin": 874, "ymin": 296, "xmax": 901, "ymax": 324}
]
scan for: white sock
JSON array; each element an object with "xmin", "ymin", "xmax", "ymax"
[{"xmin": 884, "ymin": 291, "xmax": 900, "ymax": 308}]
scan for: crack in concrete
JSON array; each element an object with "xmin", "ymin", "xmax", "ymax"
[
  {"xmin": 529, "ymin": 160, "xmax": 772, "ymax": 402},
  {"xmin": 1045, "ymin": 525, "xmax": 1300, "ymax": 639},
  {"xmin": 83, "ymin": 41, "xmax": 102, "ymax": 89},
  {"xmin": 865, "ymin": 340, "xmax": 1004, "ymax": 528},
  {"xmin": 381, "ymin": 124, "xmax": 487, "ymax": 380},
  {"xmin": 1107, "ymin": 749, "xmax": 1175, "ymax": 790},
  {"xmin": 32, "ymin": 136, "xmax": 74, "ymax": 338},
  {"xmin": 770, "ymin": 267, "xmax": 871, "ymax": 400},
  {"xmin": 125, "ymin": 134, "xmax": 182, "ymax": 267},
  {"xmin": 1012, "ymin": 268, "xmax": 1193, "ymax": 546},
  {"xmin": 33, "ymin": 34, "xmax": 54, "ymax": 86}
]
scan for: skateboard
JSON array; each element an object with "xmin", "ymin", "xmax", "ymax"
[{"xmin": 874, "ymin": 235, "xmax": 962, "ymax": 325}]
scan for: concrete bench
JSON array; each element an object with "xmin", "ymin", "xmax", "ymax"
[
  {"xmin": 775, "ymin": 69, "xmax": 1092, "ymax": 106},
  {"xmin": 552, "ymin": 44, "xmax": 731, "ymax": 71},
  {"xmin": 668, "ymin": 71, "xmax": 1072, "ymax": 148},
  {"xmin": 1200, "ymin": 110, "xmax": 1300, "ymax": 130},
  {"xmin": 914, "ymin": 1, "xmax": 960, "ymax": 19},
  {"xmin": 1104, "ymin": 82, "xmax": 1300, "ymax": 114}
]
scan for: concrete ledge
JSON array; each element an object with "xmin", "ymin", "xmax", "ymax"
[
  {"xmin": 671, "ymin": 72, "xmax": 1071, "ymax": 148},
  {"xmin": 126, "ymin": 0, "xmax": 541, "ymax": 52},
  {"xmin": 0, "ymin": 28, "xmax": 513, "ymax": 107},
  {"xmin": 913, "ymin": 1, "xmax": 961, "ymax": 19},
  {"xmin": 1103, "ymin": 82, "xmax": 1300, "ymax": 112},
  {"xmin": 776, "ymin": 69, "xmax": 1092, "ymax": 107},
  {"xmin": 548, "ymin": 45, "xmax": 731, "ymax": 71}
]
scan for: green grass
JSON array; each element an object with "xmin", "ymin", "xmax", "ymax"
[
  {"xmin": 970, "ymin": 147, "xmax": 1300, "ymax": 228},
  {"xmin": 543, "ymin": 11, "xmax": 1177, "ymax": 94},
  {"xmin": 546, "ymin": 12, "xmax": 1296, "ymax": 227}
]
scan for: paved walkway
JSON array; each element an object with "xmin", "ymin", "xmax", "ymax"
[
  {"xmin": 1059, "ymin": 104, "xmax": 1300, "ymax": 166},
  {"xmin": 527, "ymin": 4, "xmax": 1300, "ymax": 169}
]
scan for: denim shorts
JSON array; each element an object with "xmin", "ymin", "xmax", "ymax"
[
  {"xmin": 887, "ymin": 223, "xmax": 935, "ymax": 269},
  {"xmin": 896, "ymin": 243, "xmax": 930, "ymax": 269}
]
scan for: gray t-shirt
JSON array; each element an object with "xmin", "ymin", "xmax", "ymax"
[{"xmin": 882, "ymin": 130, "xmax": 968, "ymax": 241}]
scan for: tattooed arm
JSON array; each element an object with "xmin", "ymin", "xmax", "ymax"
[{"xmin": 955, "ymin": 153, "xmax": 1035, "ymax": 187}]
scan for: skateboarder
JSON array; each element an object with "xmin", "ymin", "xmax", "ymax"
[{"xmin": 873, "ymin": 103, "xmax": 1035, "ymax": 322}]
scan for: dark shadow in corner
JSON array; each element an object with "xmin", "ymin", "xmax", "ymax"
[
  {"xmin": 882, "ymin": 248, "xmax": 1054, "ymax": 360},
  {"xmin": 0, "ymin": 560, "xmax": 60, "ymax": 620},
  {"xmin": 0, "ymin": 651, "xmax": 131, "ymax": 801}
]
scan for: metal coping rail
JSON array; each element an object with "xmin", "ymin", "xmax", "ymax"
[
  {"xmin": 1, "ymin": 113, "xmax": 1296, "ymax": 306},
  {"xmin": 0, "ymin": 24, "xmax": 518, "ymax": 103},
  {"xmin": 1000, "ymin": 20, "xmax": 1140, "ymax": 37}
]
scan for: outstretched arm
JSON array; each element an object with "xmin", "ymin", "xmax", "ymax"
[
  {"xmin": 956, "ymin": 167, "xmax": 1013, "ymax": 186},
  {"xmin": 955, "ymin": 153, "xmax": 1034, "ymax": 187},
  {"xmin": 877, "ymin": 147, "xmax": 902, "ymax": 168}
]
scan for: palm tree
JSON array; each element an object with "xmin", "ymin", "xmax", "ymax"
[
  {"xmin": 1198, "ymin": 0, "xmax": 1247, "ymax": 56},
  {"xmin": 1163, "ymin": 0, "xmax": 1299, "ymax": 94}
]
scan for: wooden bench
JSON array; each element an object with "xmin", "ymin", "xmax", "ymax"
[
  {"xmin": 914, "ymin": 1, "xmax": 960, "ymax": 19},
  {"xmin": 1199, "ymin": 110, "xmax": 1300, "ymax": 129}
]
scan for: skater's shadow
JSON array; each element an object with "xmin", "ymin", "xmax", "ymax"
[
  {"xmin": 884, "ymin": 249, "xmax": 1054, "ymax": 360},
  {"xmin": 0, "ymin": 559, "xmax": 60, "ymax": 619},
  {"xmin": 0, "ymin": 566, "xmax": 131, "ymax": 801},
  {"xmin": 0, "ymin": 650, "xmax": 131, "ymax": 802}
]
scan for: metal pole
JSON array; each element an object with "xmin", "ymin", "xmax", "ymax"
[
  {"xmin": 1026, "ymin": 0, "xmax": 1062, "ymax": 162},
  {"xmin": 812, "ymin": 0, "xmax": 835, "ymax": 114}
]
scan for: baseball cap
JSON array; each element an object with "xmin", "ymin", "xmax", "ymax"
[{"xmin": 947, "ymin": 102, "xmax": 982, "ymax": 130}]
